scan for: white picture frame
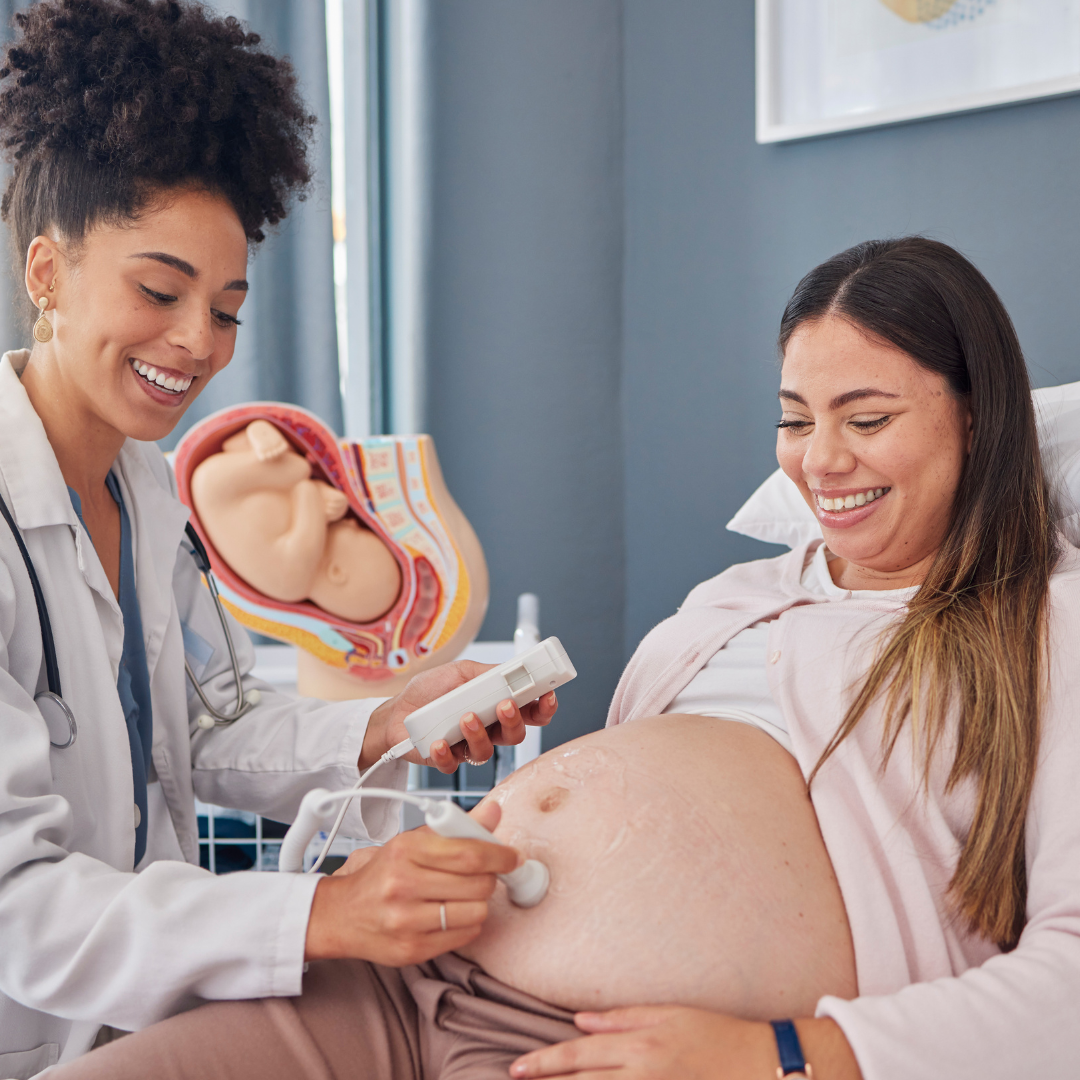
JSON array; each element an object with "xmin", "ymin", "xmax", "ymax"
[{"xmin": 757, "ymin": 0, "xmax": 1080, "ymax": 144}]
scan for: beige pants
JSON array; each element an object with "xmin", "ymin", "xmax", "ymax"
[{"xmin": 53, "ymin": 954, "xmax": 580, "ymax": 1080}]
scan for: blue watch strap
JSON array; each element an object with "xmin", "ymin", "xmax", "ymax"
[{"xmin": 770, "ymin": 1020, "xmax": 807, "ymax": 1076}]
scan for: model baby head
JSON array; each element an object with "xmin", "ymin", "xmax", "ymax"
[{"xmin": 191, "ymin": 420, "xmax": 402, "ymax": 624}]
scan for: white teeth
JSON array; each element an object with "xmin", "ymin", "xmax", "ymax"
[
  {"xmin": 817, "ymin": 487, "xmax": 888, "ymax": 513},
  {"xmin": 130, "ymin": 358, "xmax": 190, "ymax": 394}
]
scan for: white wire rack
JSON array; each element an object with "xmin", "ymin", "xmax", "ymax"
[
  {"xmin": 194, "ymin": 748, "xmax": 507, "ymax": 873},
  {"xmin": 197, "ymin": 595, "xmax": 542, "ymax": 873},
  {"xmin": 195, "ymin": 803, "xmax": 284, "ymax": 874}
]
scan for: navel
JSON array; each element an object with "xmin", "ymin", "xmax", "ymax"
[{"xmin": 537, "ymin": 786, "xmax": 570, "ymax": 813}]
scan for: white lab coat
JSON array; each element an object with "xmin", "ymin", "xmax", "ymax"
[{"xmin": 0, "ymin": 351, "xmax": 407, "ymax": 1078}]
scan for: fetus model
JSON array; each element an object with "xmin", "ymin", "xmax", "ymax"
[
  {"xmin": 192, "ymin": 420, "xmax": 403, "ymax": 625},
  {"xmin": 174, "ymin": 405, "xmax": 488, "ymax": 698}
]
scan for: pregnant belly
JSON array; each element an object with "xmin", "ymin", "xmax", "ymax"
[{"xmin": 458, "ymin": 715, "xmax": 856, "ymax": 1018}]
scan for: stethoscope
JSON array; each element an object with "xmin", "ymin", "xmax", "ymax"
[{"xmin": 0, "ymin": 489, "xmax": 255, "ymax": 749}]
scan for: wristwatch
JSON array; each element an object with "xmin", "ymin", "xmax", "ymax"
[{"xmin": 770, "ymin": 1020, "xmax": 814, "ymax": 1079}]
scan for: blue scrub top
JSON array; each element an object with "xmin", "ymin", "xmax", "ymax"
[{"xmin": 68, "ymin": 474, "xmax": 153, "ymax": 865}]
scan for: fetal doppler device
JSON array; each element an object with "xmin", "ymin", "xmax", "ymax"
[{"xmin": 279, "ymin": 637, "xmax": 577, "ymax": 907}]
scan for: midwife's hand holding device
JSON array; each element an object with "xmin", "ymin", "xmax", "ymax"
[
  {"xmin": 301, "ymin": 638, "xmax": 575, "ymax": 967},
  {"xmin": 362, "ymin": 640, "xmax": 569, "ymax": 774}
]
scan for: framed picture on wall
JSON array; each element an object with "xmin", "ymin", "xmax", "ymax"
[{"xmin": 757, "ymin": 0, "xmax": 1080, "ymax": 143}]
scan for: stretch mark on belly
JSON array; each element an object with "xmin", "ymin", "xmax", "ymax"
[{"xmin": 538, "ymin": 787, "xmax": 570, "ymax": 813}]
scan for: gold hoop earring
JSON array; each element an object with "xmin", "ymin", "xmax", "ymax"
[{"xmin": 33, "ymin": 296, "xmax": 53, "ymax": 344}]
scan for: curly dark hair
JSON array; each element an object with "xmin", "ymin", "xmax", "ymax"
[{"xmin": 0, "ymin": 0, "xmax": 314, "ymax": 265}]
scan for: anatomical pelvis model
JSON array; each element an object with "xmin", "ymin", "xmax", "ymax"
[{"xmin": 173, "ymin": 404, "xmax": 488, "ymax": 698}]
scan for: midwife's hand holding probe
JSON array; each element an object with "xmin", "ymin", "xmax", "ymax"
[
  {"xmin": 304, "ymin": 799, "xmax": 519, "ymax": 965},
  {"xmin": 360, "ymin": 658, "xmax": 560, "ymax": 774}
]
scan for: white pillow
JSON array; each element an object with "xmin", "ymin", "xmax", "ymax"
[
  {"xmin": 726, "ymin": 468, "xmax": 819, "ymax": 549},
  {"xmin": 726, "ymin": 381, "xmax": 1080, "ymax": 550}
]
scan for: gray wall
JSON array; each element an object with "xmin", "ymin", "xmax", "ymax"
[
  {"xmin": 621, "ymin": 0, "xmax": 1080, "ymax": 651},
  {"xmin": 426, "ymin": 1, "xmax": 625, "ymax": 744},
  {"xmin": 418, "ymin": 0, "xmax": 1080, "ymax": 743},
  {"xmin": 0, "ymin": 0, "xmax": 33, "ymax": 351}
]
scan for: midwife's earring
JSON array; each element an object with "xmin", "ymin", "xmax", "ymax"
[{"xmin": 33, "ymin": 296, "xmax": 53, "ymax": 344}]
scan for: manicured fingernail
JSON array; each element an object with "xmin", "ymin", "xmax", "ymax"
[
  {"xmin": 510, "ymin": 1065, "xmax": 526, "ymax": 1078},
  {"xmin": 465, "ymin": 714, "xmax": 481, "ymax": 732},
  {"xmin": 435, "ymin": 740, "xmax": 448, "ymax": 755},
  {"xmin": 499, "ymin": 700, "xmax": 514, "ymax": 718},
  {"xmin": 546, "ymin": 692, "xmax": 557, "ymax": 706}
]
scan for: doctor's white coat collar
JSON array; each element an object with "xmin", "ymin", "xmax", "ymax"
[
  {"xmin": 0, "ymin": 348, "xmax": 191, "ymax": 646},
  {"xmin": 0, "ymin": 349, "xmax": 81, "ymax": 532}
]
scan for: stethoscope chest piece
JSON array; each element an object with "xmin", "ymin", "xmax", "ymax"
[
  {"xmin": 0, "ymin": 488, "xmax": 79, "ymax": 750},
  {"xmin": 37, "ymin": 690, "xmax": 78, "ymax": 750}
]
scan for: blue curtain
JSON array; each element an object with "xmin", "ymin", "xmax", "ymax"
[{"xmin": 0, "ymin": 1, "xmax": 27, "ymax": 354}]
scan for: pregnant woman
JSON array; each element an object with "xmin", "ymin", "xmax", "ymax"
[{"xmin": 56, "ymin": 241, "xmax": 1080, "ymax": 1080}]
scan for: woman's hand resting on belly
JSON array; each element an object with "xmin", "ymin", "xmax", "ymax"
[{"xmin": 509, "ymin": 1007, "xmax": 862, "ymax": 1079}]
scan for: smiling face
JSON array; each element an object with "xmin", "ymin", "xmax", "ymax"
[
  {"xmin": 776, "ymin": 315, "xmax": 972, "ymax": 590},
  {"xmin": 24, "ymin": 185, "xmax": 248, "ymax": 444}
]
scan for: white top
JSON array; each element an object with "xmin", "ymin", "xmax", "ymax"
[{"xmin": 663, "ymin": 544, "xmax": 914, "ymax": 752}]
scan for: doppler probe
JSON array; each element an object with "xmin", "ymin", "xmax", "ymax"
[
  {"xmin": 280, "ymin": 637, "xmax": 577, "ymax": 903},
  {"xmin": 279, "ymin": 786, "xmax": 550, "ymax": 907}
]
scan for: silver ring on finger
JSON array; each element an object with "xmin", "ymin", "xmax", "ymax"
[
  {"xmin": 440, "ymin": 903, "xmax": 448, "ymax": 933},
  {"xmin": 463, "ymin": 754, "xmax": 488, "ymax": 766}
]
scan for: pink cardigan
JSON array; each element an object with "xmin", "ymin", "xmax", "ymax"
[{"xmin": 607, "ymin": 539, "xmax": 1080, "ymax": 1080}]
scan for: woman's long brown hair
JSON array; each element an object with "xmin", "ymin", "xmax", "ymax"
[{"xmin": 780, "ymin": 238, "xmax": 1061, "ymax": 950}]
